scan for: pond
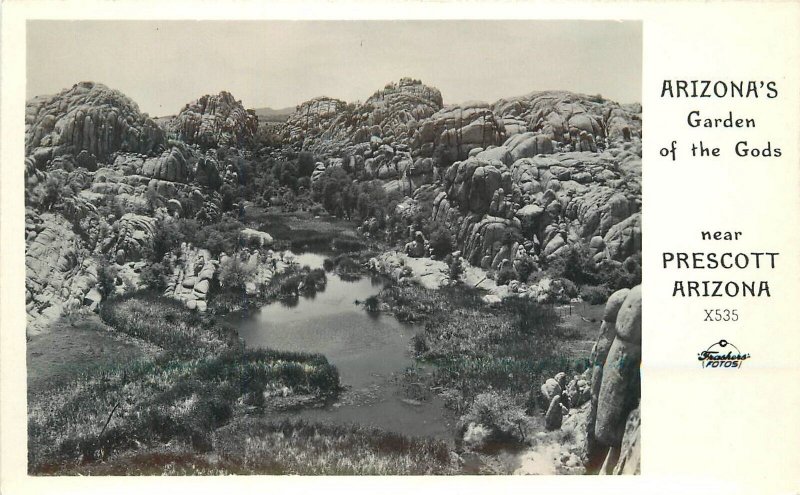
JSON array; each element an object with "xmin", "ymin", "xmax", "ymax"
[{"xmin": 231, "ymin": 252, "xmax": 455, "ymax": 441}]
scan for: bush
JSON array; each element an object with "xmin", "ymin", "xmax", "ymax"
[
  {"xmin": 149, "ymin": 218, "xmax": 183, "ymax": 262},
  {"xmin": 363, "ymin": 295, "xmax": 380, "ymax": 312},
  {"xmin": 515, "ymin": 256, "xmax": 536, "ymax": 282},
  {"xmin": 140, "ymin": 262, "xmax": 170, "ymax": 292},
  {"xmin": 505, "ymin": 297, "xmax": 559, "ymax": 338},
  {"xmin": 459, "ymin": 391, "xmax": 530, "ymax": 445},
  {"xmin": 297, "ymin": 151, "xmax": 316, "ymax": 177},
  {"xmin": 428, "ymin": 224, "xmax": 453, "ymax": 258},
  {"xmin": 579, "ymin": 284, "xmax": 611, "ymax": 304},
  {"xmin": 448, "ymin": 258, "xmax": 464, "ymax": 282},
  {"xmin": 560, "ymin": 278, "xmax": 578, "ymax": 299},
  {"xmin": 546, "ymin": 244, "xmax": 599, "ymax": 286},
  {"xmin": 97, "ymin": 260, "xmax": 118, "ymax": 299},
  {"xmin": 495, "ymin": 265, "xmax": 518, "ymax": 286},
  {"xmin": 218, "ymin": 257, "xmax": 255, "ymax": 292}
]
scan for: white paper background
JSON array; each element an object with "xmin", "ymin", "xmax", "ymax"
[{"xmin": 2, "ymin": 1, "xmax": 799, "ymax": 494}]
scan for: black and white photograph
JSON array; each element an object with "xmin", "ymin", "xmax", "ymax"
[{"xmin": 23, "ymin": 20, "xmax": 642, "ymax": 475}]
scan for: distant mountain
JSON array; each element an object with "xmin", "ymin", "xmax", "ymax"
[{"xmin": 252, "ymin": 106, "xmax": 295, "ymax": 122}]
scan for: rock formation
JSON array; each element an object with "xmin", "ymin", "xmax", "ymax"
[
  {"xmin": 586, "ymin": 285, "xmax": 642, "ymax": 473},
  {"xmin": 168, "ymin": 91, "xmax": 258, "ymax": 147},
  {"xmin": 25, "ymin": 82, "xmax": 165, "ymax": 165}
]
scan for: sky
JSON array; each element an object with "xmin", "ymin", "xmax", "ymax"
[{"xmin": 27, "ymin": 21, "xmax": 641, "ymax": 117}]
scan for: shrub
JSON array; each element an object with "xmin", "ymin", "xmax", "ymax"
[
  {"xmin": 97, "ymin": 260, "xmax": 118, "ymax": 299},
  {"xmin": 546, "ymin": 243, "xmax": 599, "ymax": 286},
  {"xmin": 220, "ymin": 184, "xmax": 238, "ymax": 212},
  {"xmin": 428, "ymin": 224, "xmax": 453, "ymax": 258},
  {"xmin": 218, "ymin": 257, "xmax": 255, "ymax": 292},
  {"xmin": 459, "ymin": 391, "xmax": 530, "ymax": 445},
  {"xmin": 140, "ymin": 262, "xmax": 170, "ymax": 292},
  {"xmin": 515, "ymin": 256, "xmax": 536, "ymax": 282},
  {"xmin": 297, "ymin": 151, "xmax": 316, "ymax": 177},
  {"xmin": 363, "ymin": 295, "xmax": 380, "ymax": 312},
  {"xmin": 560, "ymin": 278, "xmax": 578, "ymax": 299},
  {"xmin": 495, "ymin": 265, "xmax": 518, "ymax": 286},
  {"xmin": 448, "ymin": 258, "xmax": 464, "ymax": 282},
  {"xmin": 579, "ymin": 284, "xmax": 611, "ymax": 304},
  {"xmin": 505, "ymin": 297, "xmax": 560, "ymax": 338}
]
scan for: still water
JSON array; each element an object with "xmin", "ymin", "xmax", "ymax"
[{"xmin": 233, "ymin": 252, "xmax": 454, "ymax": 440}]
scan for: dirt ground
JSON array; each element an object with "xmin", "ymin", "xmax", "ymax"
[{"xmin": 26, "ymin": 312, "xmax": 160, "ymax": 397}]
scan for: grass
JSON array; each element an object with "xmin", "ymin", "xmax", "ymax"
[
  {"xmin": 378, "ymin": 282, "xmax": 591, "ymax": 416},
  {"xmin": 30, "ymin": 294, "xmax": 341, "ymax": 474},
  {"xmin": 44, "ymin": 418, "xmax": 456, "ymax": 475},
  {"xmin": 99, "ymin": 292, "xmax": 237, "ymax": 357},
  {"xmin": 213, "ymin": 418, "xmax": 456, "ymax": 475}
]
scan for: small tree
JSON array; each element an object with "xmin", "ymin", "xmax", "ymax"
[
  {"xmin": 140, "ymin": 262, "xmax": 170, "ymax": 292},
  {"xmin": 97, "ymin": 259, "xmax": 118, "ymax": 299},
  {"xmin": 460, "ymin": 391, "xmax": 530, "ymax": 444},
  {"xmin": 218, "ymin": 257, "xmax": 255, "ymax": 292},
  {"xmin": 448, "ymin": 257, "xmax": 464, "ymax": 283},
  {"xmin": 429, "ymin": 223, "xmax": 454, "ymax": 257}
]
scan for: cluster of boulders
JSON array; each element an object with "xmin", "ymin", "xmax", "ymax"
[
  {"xmin": 25, "ymin": 211, "xmax": 101, "ymax": 330},
  {"xmin": 544, "ymin": 285, "xmax": 642, "ymax": 475},
  {"xmin": 286, "ymin": 78, "xmax": 444, "ymax": 157},
  {"xmin": 541, "ymin": 370, "xmax": 593, "ymax": 431},
  {"xmin": 288, "ymin": 84, "xmax": 641, "ymax": 166},
  {"xmin": 163, "ymin": 245, "xmax": 216, "ymax": 311},
  {"xmin": 491, "ymin": 91, "xmax": 641, "ymax": 147},
  {"xmin": 167, "ymin": 91, "xmax": 258, "ymax": 148},
  {"xmin": 429, "ymin": 139, "xmax": 641, "ymax": 271},
  {"xmin": 286, "ymin": 81, "xmax": 641, "ymax": 278},
  {"xmin": 23, "ymin": 83, "xmax": 248, "ymax": 330},
  {"xmin": 415, "ymin": 103, "xmax": 507, "ymax": 161},
  {"xmin": 25, "ymin": 82, "xmax": 164, "ymax": 165}
]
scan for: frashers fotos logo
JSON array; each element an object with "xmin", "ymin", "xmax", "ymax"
[{"xmin": 698, "ymin": 340, "xmax": 751, "ymax": 369}]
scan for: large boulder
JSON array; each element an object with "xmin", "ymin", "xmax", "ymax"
[
  {"xmin": 415, "ymin": 102, "xmax": 506, "ymax": 161},
  {"xmin": 25, "ymin": 210, "xmax": 101, "ymax": 332},
  {"xmin": 593, "ymin": 286, "xmax": 642, "ymax": 449},
  {"xmin": 141, "ymin": 146, "xmax": 190, "ymax": 183},
  {"xmin": 240, "ymin": 228, "xmax": 274, "ymax": 248},
  {"xmin": 114, "ymin": 213, "xmax": 158, "ymax": 262}
]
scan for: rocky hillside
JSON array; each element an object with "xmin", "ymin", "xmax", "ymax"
[
  {"xmin": 294, "ymin": 80, "xmax": 641, "ymax": 283},
  {"xmin": 25, "ymin": 82, "xmax": 165, "ymax": 166},
  {"xmin": 23, "ymin": 84, "xmax": 253, "ymax": 331},
  {"xmin": 167, "ymin": 91, "xmax": 258, "ymax": 147},
  {"xmin": 24, "ymin": 77, "xmax": 641, "ymax": 340}
]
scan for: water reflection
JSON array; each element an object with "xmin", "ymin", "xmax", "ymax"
[{"xmin": 232, "ymin": 252, "xmax": 454, "ymax": 440}]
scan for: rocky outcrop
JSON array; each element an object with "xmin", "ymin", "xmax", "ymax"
[
  {"xmin": 286, "ymin": 79, "xmax": 443, "ymax": 157},
  {"xmin": 491, "ymin": 91, "xmax": 641, "ymax": 148},
  {"xmin": 113, "ymin": 146, "xmax": 191, "ymax": 183},
  {"xmin": 358, "ymin": 78, "xmax": 443, "ymax": 141},
  {"xmin": 25, "ymin": 210, "xmax": 101, "ymax": 332},
  {"xmin": 285, "ymin": 96, "xmax": 349, "ymax": 151},
  {"xmin": 163, "ymin": 244, "xmax": 216, "ymax": 312},
  {"xmin": 168, "ymin": 91, "xmax": 258, "ymax": 147},
  {"xmin": 113, "ymin": 213, "xmax": 157, "ymax": 263},
  {"xmin": 584, "ymin": 285, "xmax": 642, "ymax": 473},
  {"xmin": 25, "ymin": 82, "xmax": 164, "ymax": 165},
  {"xmin": 414, "ymin": 103, "xmax": 506, "ymax": 162}
]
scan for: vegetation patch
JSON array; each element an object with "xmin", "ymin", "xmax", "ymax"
[
  {"xmin": 212, "ymin": 418, "xmax": 456, "ymax": 475},
  {"xmin": 379, "ymin": 283, "xmax": 589, "ymax": 416},
  {"xmin": 30, "ymin": 294, "xmax": 340, "ymax": 474}
]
